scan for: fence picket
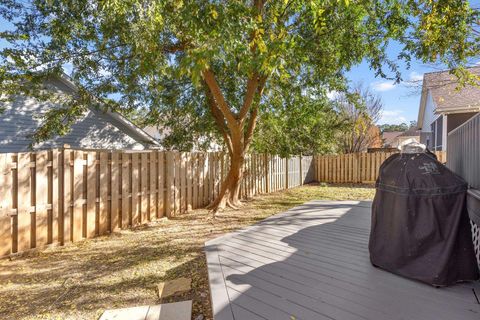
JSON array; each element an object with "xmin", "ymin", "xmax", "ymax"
[
  {"xmin": 186, "ymin": 153, "xmax": 193, "ymax": 211},
  {"xmin": 165, "ymin": 151, "xmax": 174, "ymax": 218},
  {"xmin": 63, "ymin": 150, "xmax": 72, "ymax": 243},
  {"xmin": 157, "ymin": 151, "xmax": 165, "ymax": 218},
  {"xmin": 192, "ymin": 154, "xmax": 198, "ymax": 209},
  {"xmin": 51, "ymin": 150, "xmax": 59, "ymax": 244},
  {"xmin": 35, "ymin": 151, "xmax": 49, "ymax": 247},
  {"xmin": 121, "ymin": 153, "xmax": 130, "ymax": 228},
  {"xmin": 86, "ymin": 152, "xmax": 96, "ymax": 238},
  {"xmin": 17, "ymin": 153, "xmax": 31, "ymax": 251},
  {"xmin": 174, "ymin": 152, "xmax": 181, "ymax": 215},
  {"xmin": 149, "ymin": 152, "xmax": 157, "ymax": 220},
  {"xmin": 0, "ymin": 154, "xmax": 12, "ymax": 256},
  {"xmin": 99, "ymin": 152, "xmax": 109, "ymax": 235},
  {"xmin": 140, "ymin": 153, "xmax": 148, "ymax": 222},
  {"xmin": 111, "ymin": 152, "xmax": 120, "ymax": 231},
  {"xmin": 131, "ymin": 153, "xmax": 140, "ymax": 224},
  {"xmin": 72, "ymin": 151, "xmax": 83, "ymax": 241}
]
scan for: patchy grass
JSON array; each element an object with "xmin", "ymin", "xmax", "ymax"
[{"xmin": 0, "ymin": 183, "xmax": 374, "ymax": 320}]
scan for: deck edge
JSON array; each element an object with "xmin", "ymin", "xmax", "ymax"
[{"xmin": 205, "ymin": 243, "xmax": 235, "ymax": 320}]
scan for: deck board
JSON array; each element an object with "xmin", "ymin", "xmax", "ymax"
[{"xmin": 206, "ymin": 200, "xmax": 480, "ymax": 320}]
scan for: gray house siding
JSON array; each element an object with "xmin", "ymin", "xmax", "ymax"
[
  {"xmin": 419, "ymin": 132, "xmax": 432, "ymax": 148},
  {"xmin": 0, "ymin": 95, "xmax": 151, "ymax": 153}
]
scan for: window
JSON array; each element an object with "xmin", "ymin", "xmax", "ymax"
[{"xmin": 436, "ymin": 116, "xmax": 443, "ymax": 150}]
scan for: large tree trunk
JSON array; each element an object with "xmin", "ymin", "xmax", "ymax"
[
  {"xmin": 200, "ymin": 2, "xmax": 267, "ymax": 216},
  {"xmin": 201, "ymin": 69, "xmax": 266, "ymax": 215},
  {"xmin": 207, "ymin": 146, "xmax": 246, "ymax": 213}
]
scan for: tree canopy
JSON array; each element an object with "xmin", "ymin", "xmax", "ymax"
[
  {"xmin": 1, "ymin": 0, "xmax": 479, "ymax": 212},
  {"xmin": 379, "ymin": 121, "xmax": 418, "ymax": 133},
  {"xmin": 335, "ymin": 84, "xmax": 383, "ymax": 153},
  {"xmin": 251, "ymin": 86, "xmax": 342, "ymax": 157}
]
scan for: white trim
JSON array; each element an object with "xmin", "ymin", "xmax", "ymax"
[
  {"xmin": 417, "ymin": 80, "xmax": 428, "ymax": 130},
  {"xmin": 106, "ymin": 111, "xmax": 160, "ymax": 147},
  {"xmin": 432, "ymin": 113, "xmax": 442, "ymax": 122},
  {"xmin": 435, "ymin": 107, "xmax": 480, "ymax": 115},
  {"xmin": 442, "ymin": 114, "xmax": 448, "ymax": 152}
]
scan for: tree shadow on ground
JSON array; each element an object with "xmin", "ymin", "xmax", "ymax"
[
  {"xmin": 0, "ymin": 184, "xmax": 376, "ymax": 319},
  {"xmin": 217, "ymin": 201, "xmax": 480, "ymax": 320}
]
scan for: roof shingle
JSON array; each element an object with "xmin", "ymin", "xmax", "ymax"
[{"xmin": 424, "ymin": 67, "xmax": 480, "ymax": 112}]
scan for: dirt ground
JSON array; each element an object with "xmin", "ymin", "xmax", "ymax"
[{"xmin": 0, "ymin": 183, "xmax": 375, "ymax": 320}]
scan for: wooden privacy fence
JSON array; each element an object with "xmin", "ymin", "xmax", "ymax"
[
  {"xmin": 315, "ymin": 151, "xmax": 447, "ymax": 183},
  {"xmin": 0, "ymin": 149, "xmax": 314, "ymax": 257}
]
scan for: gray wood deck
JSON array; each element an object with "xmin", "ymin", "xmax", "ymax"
[{"xmin": 205, "ymin": 200, "xmax": 480, "ymax": 320}]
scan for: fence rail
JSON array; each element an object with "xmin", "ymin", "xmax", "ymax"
[
  {"xmin": 0, "ymin": 149, "xmax": 314, "ymax": 257},
  {"xmin": 315, "ymin": 151, "xmax": 446, "ymax": 183}
]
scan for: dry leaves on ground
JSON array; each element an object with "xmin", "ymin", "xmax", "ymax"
[{"xmin": 0, "ymin": 183, "xmax": 374, "ymax": 320}]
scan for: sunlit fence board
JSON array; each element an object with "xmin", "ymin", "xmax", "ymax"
[
  {"xmin": 0, "ymin": 149, "xmax": 318, "ymax": 257},
  {"xmin": 315, "ymin": 151, "xmax": 446, "ymax": 183},
  {"xmin": 0, "ymin": 154, "xmax": 12, "ymax": 256},
  {"xmin": 17, "ymin": 153, "xmax": 31, "ymax": 252}
]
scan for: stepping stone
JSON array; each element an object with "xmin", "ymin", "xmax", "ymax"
[
  {"xmin": 99, "ymin": 305, "xmax": 149, "ymax": 320},
  {"xmin": 99, "ymin": 301, "xmax": 192, "ymax": 320},
  {"xmin": 157, "ymin": 277, "xmax": 191, "ymax": 298}
]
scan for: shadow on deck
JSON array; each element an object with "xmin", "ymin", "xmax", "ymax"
[{"xmin": 205, "ymin": 200, "xmax": 480, "ymax": 320}]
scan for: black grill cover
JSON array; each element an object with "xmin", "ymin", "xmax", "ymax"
[{"xmin": 369, "ymin": 152, "xmax": 479, "ymax": 286}]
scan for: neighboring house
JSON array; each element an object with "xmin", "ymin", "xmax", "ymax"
[
  {"xmin": 0, "ymin": 76, "xmax": 160, "ymax": 152},
  {"xmin": 382, "ymin": 131, "xmax": 403, "ymax": 147},
  {"xmin": 143, "ymin": 125, "xmax": 222, "ymax": 151},
  {"xmin": 417, "ymin": 67, "xmax": 480, "ymax": 151},
  {"xmin": 382, "ymin": 129, "xmax": 420, "ymax": 149}
]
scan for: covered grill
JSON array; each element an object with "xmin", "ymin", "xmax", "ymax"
[{"xmin": 369, "ymin": 148, "xmax": 479, "ymax": 286}]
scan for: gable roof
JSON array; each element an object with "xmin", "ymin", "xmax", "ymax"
[
  {"xmin": 0, "ymin": 75, "xmax": 160, "ymax": 152},
  {"xmin": 55, "ymin": 75, "xmax": 160, "ymax": 147},
  {"xmin": 399, "ymin": 128, "xmax": 421, "ymax": 137},
  {"xmin": 382, "ymin": 131, "xmax": 403, "ymax": 146},
  {"xmin": 417, "ymin": 67, "xmax": 480, "ymax": 128}
]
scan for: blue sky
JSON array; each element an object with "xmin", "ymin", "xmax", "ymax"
[
  {"xmin": 2, "ymin": 2, "xmax": 480, "ymax": 126},
  {"xmin": 347, "ymin": 0, "xmax": 480, "ymax": 125},
  {"xmin": 346, "ymin": 47, "xmax": 441, "ymax": 126},
  {"xmin": 345, "ymin": 42, "xmax": 480, "ymax": 126}
]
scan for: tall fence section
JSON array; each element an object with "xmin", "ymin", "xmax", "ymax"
[
  {"xmin": 315, "ymin": 151, "xmax": 447, "ymax": 183},
  {"xmin": 0, "ymin": 148, "xmax": 451, "ymax": 257},
  {"xmin": 447, "ymin": 113, "xmax": 480, "ymax": 189},
  {"xmin": 0, "ymin": 149, "xmax": 314, "ymax": 257},
  {"xmin": 447, "ymin": 113, "xmax": 480, "ymax": 269}
]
